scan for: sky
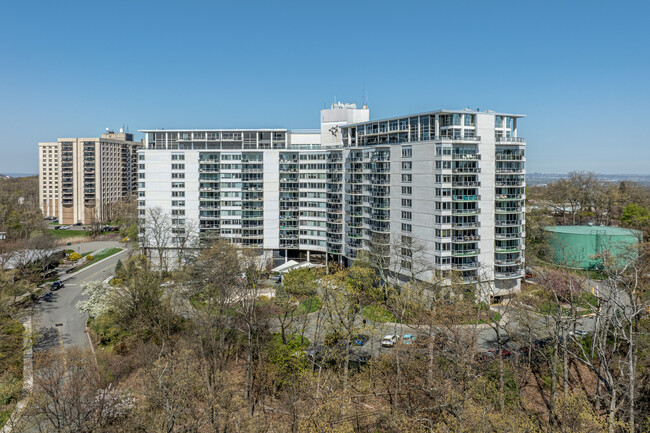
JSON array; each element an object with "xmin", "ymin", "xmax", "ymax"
[{"xmin": 0, "ymin": 0, "xmax": 648, "ymax": 175}]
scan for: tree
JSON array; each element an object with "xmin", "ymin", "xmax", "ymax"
[
  {"xmin": 139, "ymin": 207, "xmax": 172, "ymax": 276},
  {"xmin": 184, "ymin": 240, "xmax": 242, "ymax": 431}
]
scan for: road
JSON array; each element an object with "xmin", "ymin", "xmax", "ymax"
[{"xmin": 33, "ymin": 242, "xmax": 128, "ymax": 351}]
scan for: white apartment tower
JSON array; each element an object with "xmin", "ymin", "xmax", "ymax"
[{"xmin": 138, "ymin": 104, "xmax": 525, "ymax": 296}]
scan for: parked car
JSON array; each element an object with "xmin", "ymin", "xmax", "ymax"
[
  {"xmin": 59, "ymin": 225, "xmax": 70, "ymax": 230},
  {"xmin": 525, "ymin": 269, "xmax": 533, "ymax": 279},
  {"xmin": 381, "ymin": 335, "xmax": 398, "ymax": 348},
  {"xmin": 569, "ymin": 330, "xmax": 588, "ymax": 337},
  {"xmin": 50, "ymin": 281, "xmax": 64, "ymax": 291},
  {"xmin": 73, "ymin": 222, "xmax": 82, "ymax": 226},
  {"xmin": 53, "ymin": 225, "xmax": 62, "ymax": 230}
]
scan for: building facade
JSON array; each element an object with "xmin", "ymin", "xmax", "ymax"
[
  {"xmin": 39, "ymin": 131, "xmax": 141, "ymax": 224},
  {"xmin": 138, "ymin": 104, "xmax": 526, "ymax": 296}
]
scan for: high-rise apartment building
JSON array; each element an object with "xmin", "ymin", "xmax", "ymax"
[
  {"xmin": 138, "ymin": 104, "xmax": 525, "ymax": 296},
  {"xmin": 39, "ymin": 131, "xmax": 141, "ymax": 224}
]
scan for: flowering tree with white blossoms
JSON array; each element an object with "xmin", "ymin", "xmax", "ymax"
[{"xmin": 77, "ymin": 280, "xmax": 114, "ymax": 318}]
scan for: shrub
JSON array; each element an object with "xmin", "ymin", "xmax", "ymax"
[
  {"xmin": 65, "ymin": 249, "xmax": 74, "ymax": 254},
  {"xmin": 86, "ymin": 255, "xmax": 94, "ymax": 262},
  {"xmin": 68, "ymin": 252, "xmax": 82, "ymax": 261}
]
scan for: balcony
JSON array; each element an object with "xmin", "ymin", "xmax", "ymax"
[
  {"xmin": 495, "ymin": 245, "xmax": 523, "ymax": 253},
  {"xmin": 452, "ymin": 263, "xmax": 479, "ymax": 270},
  {"xmin": 452, "ymin": 181, "xmax": 480, "ymax": 187},
  {"xmin": 452, "ymin": 153, "xmax": 480, "ymax": 161},
  {"xmin": 496, "ymin": 153, "xmax": 525, "ymax": 161},
  {"xmin": 495, "ymin": 180, "xmax": 524, "ymax": 187},
  {"xmin": 495, "ymin": 194, "xmax": 524, "ymax": 201},
  {"xmin": 452, "ymin": 249, "xmax": 479, "ymax": 257},
  {"xmin": 495, "ymin": 220, "xmax": 523, "ymax": 227},
  {"xmin": 495, "ymin": 232, "xmax": 521, "ymax": 240},
  {"xmin": 452, "ymin": 208, "xmax": 480, "ymax": 215},
  {"xmin": 452, "ymin": 221, "xmax": 480, "ymax": 228},
  {"xmin": 495, "ymin": 136, "xmax": 525, "ymax": 144},
  {"xmin": 494, "ymin": 270, "xmax": 525, "ymax": 279},
  {"xmin": 452, "ymin": 195, "xmax": 480, "ymax": 202},
  {"xmin": 495, "ymin": 167, "xmax": 524, "ymax": 174},
  {"xmin": 495, "ymin": 258, "xmax": 522, "ymax": 266},
  {"xmin": 495, "ymin": 207, "xmax": 523, "ymax": 214},
  {"xmin": 435, "ymin": 135, "xmax": 481, "ymax": 142},
  {"xmin": 452, "ymin": 167, "xmax": 480, "ymax": 174},
  {"xmin": 452, "ymin": 235, "xmax": 479, "ymax": 242}
]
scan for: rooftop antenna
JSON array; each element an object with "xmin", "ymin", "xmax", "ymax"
[{"xmin": 362, "ymin": 83, "xmax": 368, "ymax": 109}]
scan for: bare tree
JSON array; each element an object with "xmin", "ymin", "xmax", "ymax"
[{"xmin": 140, "ymin": 207, "xmax": 172, "ymax": 276}]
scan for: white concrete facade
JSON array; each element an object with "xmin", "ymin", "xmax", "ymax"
[{"xmin": 138, "ymin": 104, "xmax": 525, "ymax": 296}]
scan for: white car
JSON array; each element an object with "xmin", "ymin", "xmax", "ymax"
[
  {"xmin": 381, "ymin": 335, "xmax": 398, "ymax": 348},
  {"xmin": 569, "ymin": 330, "xmax": 588, "ymax": 337}
]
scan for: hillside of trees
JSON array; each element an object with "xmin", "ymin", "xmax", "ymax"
[{"xmin": 1, "ymin": 172, "xmax": 649, "ymax": 432}]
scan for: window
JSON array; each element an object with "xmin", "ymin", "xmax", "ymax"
[
  {"xmin": 464, "ymin": 114, "xmax": 475, "ymax": 126},
  {"xmin": 401, "ymin": 235, "xmax": 412, "ymax": 245},
  {"xmin": 402, "ymin": 186, "xmax": 412, "ymax": 195},
  {"xmin": 171, "ymin": 154, "xmax": 185, "ymax": 161},
  {"xmin": 172, "ymin": 191, "xmax": 185, "ymax": 197},
  {"xmin": 138, "ymin": 200, "xmax": 145, "ymax": 206},
  {"xmin": 172, "ymin": 182, "xmax": 185, "ymax": 188},
  {"xmin": 138, "ymin": 154, "xmax": 145, "ymax": 160},
  {"xmin": 401, "ymin": 146, "xmax": 412, "ymax": 158},
  {"xmin": 171, "ymin": 163, "xmax": 185, "ymax": 170},
  {"xmin": 401, "ymin": 211, "xmax": 412, "ymax": 220},
  {"xmin": 435, "ymin": 161, "xmax": 451, "ymax": 169},
  {"xmin": 495, "ymin": 116, "xmax": 503, "ymax": 128},
  {"xmin": 138, "ymin": 173, "xmax": 145, "ymax": 179},
  {"xmin": 401, "ymin": 174, "xmax": 412, "ymax": 182},
  {"xmin": 401, "ymin": 161, "xmax": 412, "ymax": 170},
  {"xmin": 172, "ymin": 173, "xmax": 185, "ymax": 179},
  {"xmin": 172, "ymin": 200, "xmax": 185, "ymax": 206},
  {"xmin": 401, "ymin": 223, "xmax": 412, "ymax": 232},
  {"xmin": 401, "ymin": 199, "xmax": 412, "ymax": 207},
  {"xmin": 172, "ymin": 209, "xmax": 185, "ymax": 216}
]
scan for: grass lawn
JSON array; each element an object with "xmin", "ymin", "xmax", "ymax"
[
  {"xmin": 362, "ymin": 304, "xmax": 396, "ymax": 323},
  {"xmin": 297, "ymin": 296, "xmax": 322, "ymax": 315},
  {"xmin": 48, "ymin": 229, "xmax": 90, "ymax": 239},
  {"xmin": 270, "ymin": 333, "xmax": 310, "ymax": 349},
  {"xmin": 75, "ymin": 248, "xmax": 122, "ymax": 271}
]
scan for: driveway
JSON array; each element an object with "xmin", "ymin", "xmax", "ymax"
[{"xmin": 33, "ymin": 241, "xmax": 129, "ymax": 351}]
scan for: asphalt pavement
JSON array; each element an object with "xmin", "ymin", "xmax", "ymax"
[{"xmin": 33, "ymin": 242, "xmax": 128, "ymax": 351}]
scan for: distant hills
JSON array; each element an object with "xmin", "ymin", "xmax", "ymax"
[
  {"xmin": 0, "ymin": 173, "xmax": 37, "ymax": 179},
  {"xmin": 527, "ymin": 173, "xmax": 650, "ymax": 186}
]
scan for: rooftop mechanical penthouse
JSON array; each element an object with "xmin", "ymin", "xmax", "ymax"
[{"xmin": 138, "ymin": 103, "xmax": 525, "ymax": 296}]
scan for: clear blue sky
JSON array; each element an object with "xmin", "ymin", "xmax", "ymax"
[{"xmin": 1, "ymin": 0, "xmax": 648, "ymax": 175}]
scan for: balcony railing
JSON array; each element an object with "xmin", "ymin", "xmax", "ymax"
[
  {"xmin": 452, "ymin": 249, "xmax": 479, "ymax": 257},
  {"xmin": 495, "ymin": 220, "xmax": 523, "ymax": 226},
  {"xmin": 435, "ymin": 135, "xmax": 481, "ymax": 142},
  {"xmin": 496, "ymin": 136, "xmax": 525, "ymax": 143},
  {"xmin": 452, "ymin": 167, "xmax": 480, "ymax": 173},
  {"xmin": 494, "ymin": 270, "xmax": 525, "ymax": 278}
]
